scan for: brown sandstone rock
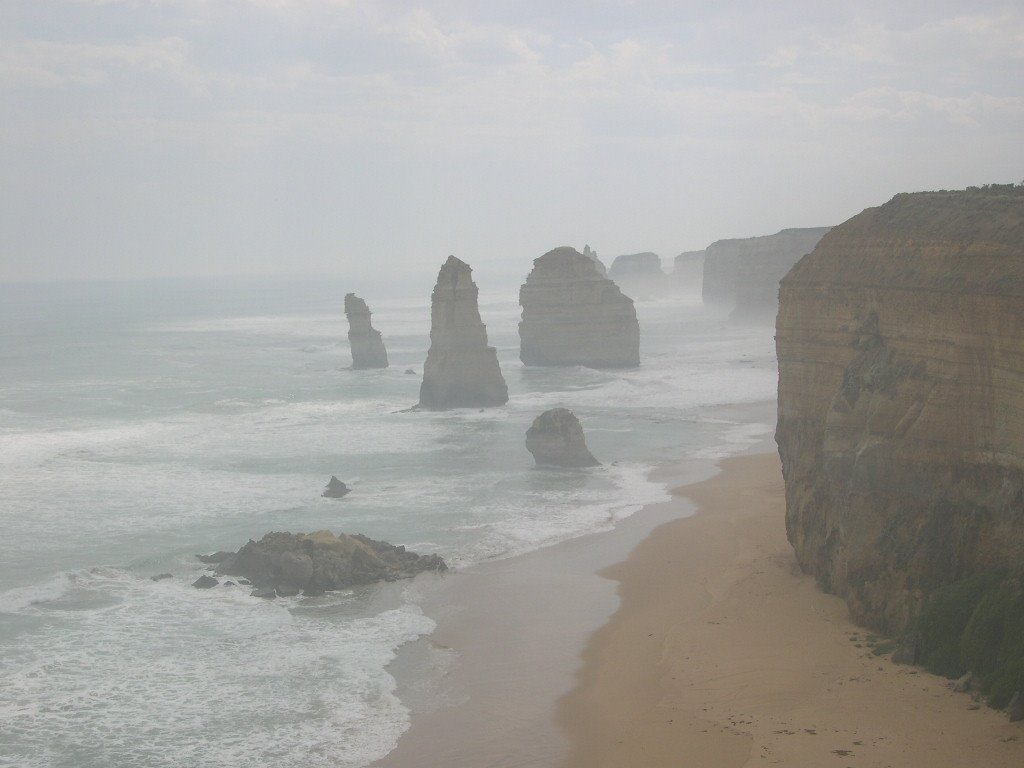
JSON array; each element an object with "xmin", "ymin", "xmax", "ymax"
[
  {"xmin": 775, "ymin": 186, "xmax": 1024, "ymax": 635},
  {"xmin": 519, "ymin": 247, "xmax": 639, "ymax": 368},
  {"xmin": 344, "ymin": 293, "xmax": 388, "ymax": 369},
  {"xmin": 419, "ymin": 256, "xmax": 509, "ymax": 409},
  {"xmin": 526, "ymin": 408, "xmax": 600, "ymax": 468}
]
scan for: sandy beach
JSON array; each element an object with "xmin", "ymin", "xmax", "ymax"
[{"xmin": 558, "ymin": 452, "xmax": 1024, "ymax": 767}]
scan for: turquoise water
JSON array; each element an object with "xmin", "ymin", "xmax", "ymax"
[{"xmin": 0, "ymin": 276, "xmax": 777, "ymax": 767}]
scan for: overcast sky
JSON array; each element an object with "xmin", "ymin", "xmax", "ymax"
[{"xmin": 1, "ymin": 0, "xmax": 1021, "ymax": 285}]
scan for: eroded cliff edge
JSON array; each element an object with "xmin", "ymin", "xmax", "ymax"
[{"xmin": 776, "ymin": 187, "xmax": 1024, "ymax": 645}]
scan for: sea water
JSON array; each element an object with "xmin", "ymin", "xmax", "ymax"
[{"xmin": 0, "ymin": 276, "xmax": 778, "ymax": 767}]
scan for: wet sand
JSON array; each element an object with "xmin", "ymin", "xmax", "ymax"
[{"xmin": 558, "ymin": 452, "xmax": 1024, "ymax": 767}]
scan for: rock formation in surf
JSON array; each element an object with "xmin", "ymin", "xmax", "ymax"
[
  {"xmin": 206, "ymin": 531, "xmax": 447, "ymax": 597},
  {"xmin": 526, "ymin": 408, "xmax": 599, "ymax": 467},
  {"xmin": 608, "ymin": 252, "xmax": 668, "ymax": 299},
  {"xmin": 322, "ymin": 476, "xmax": 350, "ymax": 498},
  {"xmin": 776, "ymin": 185, "xmax": 1024, "ymax": 705},
  {"xmin": 702, "ymin": 227, "xmax": 831, "ymax": 321},
  {"xmin": 519, "ymin": 247, "xmax": 640, "ymax": 368},
  {"xmin": 419, "ymin": 256, "xmax": 509, "ymax": 409},
  {"xmin": 344, "ymin": 293, "xmax": 388, "ymax": 369},
  {"xmin": 671, "ymin": 250, "xmax": 705, "ymax": 297}
]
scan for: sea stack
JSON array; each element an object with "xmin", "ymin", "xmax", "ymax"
[
  {"xmin": 776, "ymin": 186, "xmax": 1024, "ymax": 697},
  {"xmin": 519, "ymin": 247, "xmax": 640, "ymax": 368},
  {"xmin": 418, "ymin": 256, "xmax": 509, "ymax": 409},
  {"xmin": 344, "ymin": 293, "xmax": 388, "ymax": 369},
  {"xmin": 608, "ymin": 252, "xmax": 669, "ymax": 299},
  {"xmin": 526, "ymin": 408, "xmax": 599, "ymax": 467}
]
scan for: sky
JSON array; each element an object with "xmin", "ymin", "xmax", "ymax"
[{"xmin": 1, "ymin": 0, "xmax": 1021, "ymax": 286}]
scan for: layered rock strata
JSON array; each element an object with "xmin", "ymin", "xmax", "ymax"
[
  {"xmin": 344, "ymin": 293, "xmax": 388, "ymax": 369},
  {"xmin": 519, "ymin": 247, "xmax": 640, "ymax": 368},
  {"xmin": 419, "ymin": 256, "xmax": 509, "ymax": 408},
  {"xmin": 608, "ymin": 251, "xmax": 668, "ymax": 299},
  {"xmin": 526, "ymin": 408, "xmax": 600, "ymax": 467},
  {"xmin": 207, "ymin": 530, "xmax": 447, "ymax": 597},
  {"xmin": 776, "ymin": 186, "xmax": 1024, "ymax": 636},
  {"xmin": 702, "ymin": 227, "xmax": 831, "ymax": 317}
]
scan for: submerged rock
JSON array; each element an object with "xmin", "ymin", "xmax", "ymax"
[
  {"xmin": 419, "ymin": 256, "xmax": 508, "ymax": 409},
  {"xmin": 196, "ymin": 551, "xmax": 233, "ymax": 564},
  {"xmin": 322, "ymin": 476, "xmax": 351, "ymax": 498},
  {"xmin": 149, "ymin": 573, "xmax": 173, "ymax": 582},
  {"xmin": 344, "ymin": 293, "xmax": 389, "ymax": 369},
  {"xmin": 526, "ymin": 408, "xmax": 600, "ymax": 468},
  {"xmin": 192, "ymin": 575, "xmax": 219, "ymax": 589},
  {"xmin": 519, "ymin": 247, "xmax": 639, "ymax": 368},
  {"xmin": 210, "ymin": 530, "xmax": 447, "ymax": 594}
]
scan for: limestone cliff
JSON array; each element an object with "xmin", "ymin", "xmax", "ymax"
[
  {"xmin": 608, "ymin": 252, "xmax": 668, "ymax": 299},
  {"xmin": 776, "ymin": 186, "xmax": 1024, "ymax": 638},
  {"xmin": 703, "ymin": 227, "xmax": 831, "ymax": 316},
  {"xmin": 419, "ymin": 256, "xmax": 509, "ymax": 409},
  {"xmin": 526, "ymin": 408, "xmax": 600, "ymax": 467},
  {"xmin": 671, "ymin": 250, "xmax": 704, "ymax": 297},
  {"xmin": 344, "ymin": 293, "xmax": 388, "ymax": 369},
  {"xmin": 519, "ymin": 247, "xmax": 640, "ymax": 368}
]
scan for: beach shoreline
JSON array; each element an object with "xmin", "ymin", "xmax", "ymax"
[{"xmin": 558, "ymin": 452, "xmax": 1024, "ymax": 767}]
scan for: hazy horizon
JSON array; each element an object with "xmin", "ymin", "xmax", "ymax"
[{"xmin": 2, "ymin": 0, "xmax": 1021, "ymax": 285}]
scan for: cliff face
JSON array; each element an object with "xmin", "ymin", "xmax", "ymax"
[
  {"xmin": 344, "ymin": 293, "xmax": 388, "ymax": 369},
  {"xmin": 703, "ymin": 227, "xmax": 831, "ymax": 315},
  {"xmin": 776, "ymin": 187, "xmax": 1024, "ymax": 635},
  {"xmin": 608, "ymin": 252, "xmax": 668, "ymax": 299},
  {"xmin": 419, "ymin": 256, "xmax": 509, "ymax": 409},
  {"xmin": 519, "ymin": 247, "xmax": 640, "ymax": 368}
]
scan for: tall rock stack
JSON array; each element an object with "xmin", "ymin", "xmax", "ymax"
[
  {"xmin": 344, "ymin": 293, "xmax": 388, "ymax": 369},
  {"xmin": 418, "ymin": 256, "xmax": 509, "ymax": 409},
  {"xmin": 671, "ymin": 250, "xmax": 705, "ymax": 297},
  {"xmin": 702, "ymin": 227, "xmax": 831, "ymax": 318},
  {"xmin": 519, "ymin": 246, "xmax": 640, "ymax": 368},
  {"xmin": 775, "ymin": 186, "xmax": 1024, "ymax": 637},
  {"xmin": 582, "ymin": 244, "xmax": 607, "ymax": 276}
]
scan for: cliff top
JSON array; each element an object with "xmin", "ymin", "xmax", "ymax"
[{"xmin": 784, "ymin": 185, "xmax": 1024, "ymax": 296}]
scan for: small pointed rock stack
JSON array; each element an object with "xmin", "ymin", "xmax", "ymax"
[
  {"xmin": 419, "ymin": 256, "xmax": 509, "ymax": 409},
  {"xmin": 519, "ymin": 247, "xmax": 640, "ymax": 368},
  {"xmin": 526, "ymin": 408, "xmax": 599, "ymax": 467},
  {"xmin": 344, "ymin": 293, "xmax": 388, "ymax": 369}
]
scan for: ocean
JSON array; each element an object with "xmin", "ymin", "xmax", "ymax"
[{"xmin": 0, "ymin": 275, "xmax": 778, "ymax": 767}]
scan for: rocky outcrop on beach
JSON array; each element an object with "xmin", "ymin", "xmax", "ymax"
[
  {"xmin": 671, "ymin": 250, "xmax": 705, "ymax": 296},
  {"xmin": 703, "ymin": 227, "xmax": 831, "ymax": 319},
  {"xmin": 419, "ymin": 256, "xmax": 508, "ymax": 409},
  {"xmin": 207, "ymin": 530, "xmax": 447, "ymax": 596},
  {"xmin": 776, "ymin": 186, "xmax": 1024, "ymax": 668},
  {"xmin": 344, "ymin": 293, "xmax": 388, "ymax": 369},
  {"xmin": 608, "ymin": 252, "xmax": 668, "ymax": 299},
  {"xmin": 519, "ymin": 247, "xmax": 640, "ymax": 368},
  {"xmin": 322, "ymin": 476, "xmax": 350, "ymax": 498},
  {"xmin": 526, "ymin": 408, "xmax": 600, "ymax": 467}
]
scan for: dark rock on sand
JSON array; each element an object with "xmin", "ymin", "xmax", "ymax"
[
  {"xmin": 526, "ymin": 408, "xmax": 600, "ymax": 468},
  {"xmin": 322, "ymin": 476, "xmax": 351, "ymax": 498},
  {"xmin": 214, "ymin": 530, "xmax": 447, "ymax": 595},
  {"xmin": 192, "ymin": 574, "xmax": 219, "ymax": 589},
  {"xmin": 1007, "ymin": 692, "xmax": 1024, "ymax": 722}
]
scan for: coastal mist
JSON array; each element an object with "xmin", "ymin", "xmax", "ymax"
[{"xmin": 0, "ymin": 277, "xmax": 777, "ymax": 768}]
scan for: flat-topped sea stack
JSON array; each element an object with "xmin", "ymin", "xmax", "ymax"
[
  {"xmin": 776, "ymin": 185, "xmax": 1024, "ymax": 700},
  {"xmin": 419, "ymin": 256, "xmax": 508, "ymax": 409},
  {"xmin": 519, "ymin": 247, "xmax": 640, "ymax": 368},
  {"xmin": 344, "ymin": 293, "xmax": 388, "ymax": 369},
  {"xmin": 608, "ymin": 252, "xmax": 668, "ymax": 299},
  {"xmin": 526, "ymin": 408, "xmax": 599, "ymax": 468},
  {"xmin": 702, "ymin": 227, "xmax": 831, "ymax": 318}
]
